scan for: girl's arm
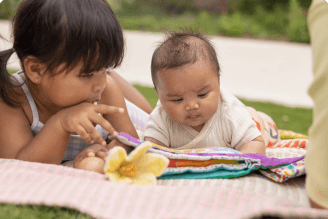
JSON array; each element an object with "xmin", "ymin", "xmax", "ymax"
[
  {"xmin": 100, "ymin": 75, "xmax": 140, "ymax": 153},
  {"xmin": 0, "ymin": 100, "xmax": 70, "ymax": 164},
  {"xmin": 108, "ymin": 70, "xmax": 153, "ymax": 114},
  {"xmin": 0, "ymin": 95, "xmax": 123, "ymax": 164}
]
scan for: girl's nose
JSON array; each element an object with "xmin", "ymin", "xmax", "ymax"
[
  {"xmin": 92, "ymin": 70, "xmax": 106, "ymax": 93},
  {"xmin": 185, "ymin": 101, "xmax": 199, "ymax": 110}
]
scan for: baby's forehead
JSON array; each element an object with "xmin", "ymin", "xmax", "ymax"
[
  {"xmin": 158, "ymin": 59, "xmax": 215, "ymax": 76},
  {"xmin": 158, "ymin": 65, "xmax": 218, "ymax": 91}
]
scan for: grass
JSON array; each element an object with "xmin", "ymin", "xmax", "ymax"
[
  {"xmin": 2, "ymin": 68, "xmax": 312, "ymax": 218},
  {"xmin": 0, "ymin": 204, "xmax": 91, "ymax": 219}
]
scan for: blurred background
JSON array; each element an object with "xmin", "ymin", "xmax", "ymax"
[
  {"xmin": 1, "ymin": 0, "xmax": 311, "ymax": 44},
  {"xmin": 0, "ymin": 0, "xmax": 313, "ymax": 135}
]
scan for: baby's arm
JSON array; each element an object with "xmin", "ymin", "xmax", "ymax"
[
  {"xmin": 143, "ymin": 103, "xmax": 171, "ymax": 148},
  {"xmin": 144, "ymin": 137, "xmax": 167, "ymax": 147},
  {"xmin": 238, "ymin": 135, "xmax": 266, "ymax": 155}
]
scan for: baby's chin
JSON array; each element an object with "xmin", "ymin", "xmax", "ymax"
[{"xmin": 173, "ymin": 117, "xmax": 205, "ymax": 127}]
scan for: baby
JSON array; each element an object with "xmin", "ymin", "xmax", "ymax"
[{"xmin": 143, "ymin": 31, "xmax": 266, "ymax": 155}]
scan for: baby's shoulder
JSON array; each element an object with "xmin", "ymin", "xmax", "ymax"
[
  {"xmin": 149, "ymin": 102, "xmax": 177, "ymax": 127},
  {"xmin": 219, "ymin": 92, "xmax": 249, "ymax": 125},
  {"xmin": 150, "ymin": 102, "xmax": 167, "ymax": 120}
]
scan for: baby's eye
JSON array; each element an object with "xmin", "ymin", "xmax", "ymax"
[
  {"xmin": 198, "ymin": 93, "xmax": 208, "ymax": 98},
  {"xmin": 173, "ymin": 98, "xmax": 183, "ymax": 103}
]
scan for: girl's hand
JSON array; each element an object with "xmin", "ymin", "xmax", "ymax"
[{"xmin": 58, "ymin": 102, "xmax": 124, "ymax": 146}]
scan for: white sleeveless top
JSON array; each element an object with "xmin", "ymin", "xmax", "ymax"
[{"xmin": 12, "ymin": 72, "xmax": 109, "ymax": 162}]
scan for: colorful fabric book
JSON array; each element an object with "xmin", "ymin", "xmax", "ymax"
[{"xmin": 113, "ymin": 132, "xmax": 305, "ymax": 181}]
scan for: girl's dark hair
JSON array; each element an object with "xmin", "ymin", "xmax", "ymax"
[
  {"xmin": 151, "ymin": 31, "xmax": 220, "ymax": 89},
  {"xmin": 0, "ymin": 0, "xmax": 124, "ymax": 107}
]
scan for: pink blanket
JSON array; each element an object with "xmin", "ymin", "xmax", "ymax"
[{"xmin": 0, "ymin": 159, "xmax": 327, "ymax": 219}]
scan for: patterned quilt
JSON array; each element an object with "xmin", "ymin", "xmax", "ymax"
[{"xmin": 114, "ymin": 129, "xmax": 307, "ymax": 182}]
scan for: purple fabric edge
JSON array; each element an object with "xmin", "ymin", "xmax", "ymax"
[
  {"xmin": 119, "ymin": 132, "xmax": 142, "ymax": 144},
  {"xmin": 118, "ymin": 132, "xmax": 305, "ymax": 167}
]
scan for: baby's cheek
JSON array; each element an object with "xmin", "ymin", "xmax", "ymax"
[
  {"xmin": 167, "ymin": 109, "xmax": 184, "ymax": 123},
  {"xmin": 205, "ymin": 102, "xmax": 218, "ymax": 118}
]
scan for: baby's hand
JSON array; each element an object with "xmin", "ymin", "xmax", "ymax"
[
  {"xmin": 73, "ymin": 144, "xmax": 109, "ymax": 174},
  {"xmin": 58, "ymin": 102, "xmax": 124, "ymax": 146}
]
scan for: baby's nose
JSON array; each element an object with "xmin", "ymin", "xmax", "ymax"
[{"xmin": 185, "ymin": 101, "xmax": 199, "ymax": 110}]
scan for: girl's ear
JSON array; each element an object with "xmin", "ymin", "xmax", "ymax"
[{"xmin": 23, "ymin": 56, "xmax": 47, "ymax": 84}]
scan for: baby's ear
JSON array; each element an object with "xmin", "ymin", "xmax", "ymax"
[{"xmin": 23, "ymin": 56, "xmax": 47, "ymax": 83}]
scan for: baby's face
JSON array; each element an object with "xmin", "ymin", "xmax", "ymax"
[{"xmin": 156, "ymin": 60, "xmax": 220, "ymax": 132}]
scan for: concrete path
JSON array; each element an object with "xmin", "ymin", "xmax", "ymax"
[{"xmin": 0, "ymin": 19, "xmax": 314, "ymax": 108}]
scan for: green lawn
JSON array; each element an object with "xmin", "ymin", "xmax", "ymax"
[
  {"xmin": 1, "ymin": 69, "xmax": 312, "ymax": 218},
  {"xmin": 0, "ymin": 204, "xmax": 91, "ymax": 219}
]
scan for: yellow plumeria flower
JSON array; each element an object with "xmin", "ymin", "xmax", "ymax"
[{"xmin": 104, "ymin": 141, "xmax": 169, "ymax": 185}]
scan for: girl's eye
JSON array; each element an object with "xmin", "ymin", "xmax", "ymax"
[
  {"xmin": 173, "ymin": 98, "xmax": 183, "ymax": 103},
  {"xmin": 198, "ymin": 92, "xmax": 208, "ymax": 98},
  {"xmin": 79, "ymin": 73, "xmax": 94, "ymax": 78}
]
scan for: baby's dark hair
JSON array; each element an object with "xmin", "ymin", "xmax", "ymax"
[
  {"xmin": 151, "ymin": 30, "xmax": 220, "ymax": 89},
  {"xmin": 0, "ymin": 0, "xmax": 124, "ymax": 107}
]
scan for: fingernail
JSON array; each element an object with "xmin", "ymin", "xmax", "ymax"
[
  {"xmin": 113, "ymin": 131, "xmax": 118, "ymax": 137},
  {"xmin": 90, "ymin": 140, "xmax": 94, "ymax": 144},
  {"xmin": 119, "ymin": 108, "xmax": 124, "ymax": 113},
  {"xmin": 101, "ymin": 141, "xmax": 106, "ymax": 146}
]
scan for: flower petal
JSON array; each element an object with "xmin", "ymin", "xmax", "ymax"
[
  {"xmin": 130, "ymin": 172, "xmax": 157, "ymax": 185},
  {"xmin": 105, "ymin": 172, "xmax": 131, "ymax": 184},
  {"xmin": 126, "ymin": 141, "xmax": 152, "ymax": 162},
  {"xmin": 104, "ymin": 146, "xmax": 127, "ymax": 173},
  {"xmin": 133, "ymin": 153, "xmax": 169, "ymax": 176}
]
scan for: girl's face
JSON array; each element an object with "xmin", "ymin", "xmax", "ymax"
[
  {"xmin": 156, "ymin": 60, "xmax": 220, "ymax": 132},
  {"xmin": 39, "ymin": 61, "xmax": 107, "ymax": 109}
]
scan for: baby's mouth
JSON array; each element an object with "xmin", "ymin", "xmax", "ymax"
[{"xmin": 188, "ymin": 115, "xmax": 199, "ymax": 118}]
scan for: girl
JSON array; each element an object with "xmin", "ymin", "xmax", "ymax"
[{"xmin": 0, "ymin": 0, "xmax": 152, "ymax": 168}]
